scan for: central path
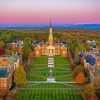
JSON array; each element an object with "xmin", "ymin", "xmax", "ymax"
[
  {"xmin": 48, "ymin": 56, "xmax": 54, "ymax": 68},
  {"xmin": 47, "ymin": 56, "xmax": 56, "ymax": 82}
]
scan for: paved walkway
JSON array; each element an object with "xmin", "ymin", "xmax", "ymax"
[
  {"xmin": 47, "ymin": 56, "xmax": 56, "ymax": 82},
  {"xmin": 48, "ymin": 56, "xmax": 54, "ymax": 68},
  {"xmin": 27, "ymin": 81, "xmax": 76, "ymax": 84}
]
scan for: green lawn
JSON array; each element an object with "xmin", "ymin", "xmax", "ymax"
[
  {"xmin": 15, "ymin": 56, "xmax": 81, "ymax": 100},
  {"xmin": 16, "ymin": 90, "xmax": 81, "ymax": 100},
  {"xmin": 33, "ymin": 56, "xmax": 48, "ymax": 64},
  {"xmin": 54, "ymin": 56, "xmax": 70, "ymax": 64}
]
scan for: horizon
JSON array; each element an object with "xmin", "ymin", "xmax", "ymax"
[
  {"xmin": 0, "ymin": 24, "xmax": 100, "ymax": 29},
  {"xmin": 0, "ymin": 0, "xmax": 100, "ymax": 25}
]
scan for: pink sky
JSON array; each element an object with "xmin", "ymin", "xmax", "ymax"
[{"xmin": 0, "ymin": 0, "xmax": 100, "ymax": 25}]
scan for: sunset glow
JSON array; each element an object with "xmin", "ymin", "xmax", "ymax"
[{"xmin": 0, "ymin": 0, "xmax": 100, "ymax": 25}]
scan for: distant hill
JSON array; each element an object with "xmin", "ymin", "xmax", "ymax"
[
  {"xmin": 0, "ymin": 28, "xmax": 100, "ymax": 33},
  {"xmin": 0, "ymin": 24, "xmax": 100, "ymax": 29},
  {"xmin": 64, "ymin": 24, "xmax": 100, "ymax": 29}
]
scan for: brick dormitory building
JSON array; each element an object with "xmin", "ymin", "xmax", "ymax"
[
  {"xmin": 80, "ymin": 42, "xmax": 100, "ymax": 84},
  {"xmin": 0, "ymin": 54, "xmax": 22, "ymax": 93}
]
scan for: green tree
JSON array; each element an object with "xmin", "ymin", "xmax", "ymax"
[
  {"xmin": 74, "ymin": 47, "xmax": 80, "ymax": 65},
  {"xmin": 22, "ymin": 40, "xmax": 30, "ymax": 61},
  {"xmin": 14, "ymin": 65, "xmax": 27, "ymax": 86},
  {"xmin": 84, "ymin": 44, "xmax": 91, "ymax": 51},
  {"xmin": 78, "ymin": 43, "xmax": 86, "ymax": 52},
  {"xmin": 69, "ymin": 39, "xmax": 78, "ymax": 57}
]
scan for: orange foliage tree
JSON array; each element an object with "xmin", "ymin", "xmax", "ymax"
[
  {"xmin": 75, "ymin": 72, "xmax": 85, "ymax": 84},
  {"xmin": 28, "ymin": 50, "xmax": 34, "ymax": 64}
]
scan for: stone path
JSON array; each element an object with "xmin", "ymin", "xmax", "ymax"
[
  {"xmin": 47, "ymin": 56, "xmax": 55, "ymax": 82},
  {"xmin": 48, "ymin": 56, "xmax": 54, "ymax": 68}
]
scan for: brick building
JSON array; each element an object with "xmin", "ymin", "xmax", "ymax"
[{"xmin": 0, "ymin": 54, "xmax": 22, "ymax": 92}]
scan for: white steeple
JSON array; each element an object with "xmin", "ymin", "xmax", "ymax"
[{"xmin": 48, "ymin": 19, "xmax": 53, "ymax": 46}]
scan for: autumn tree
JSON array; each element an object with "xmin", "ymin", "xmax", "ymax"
[
  {"xmin": 81, "ymin": 84, "xmax": 96, "ymax": 100},
  {"xmin": 12, "ymin": 46, "xmax": 17, "ymax": 53},
  {"xmin": 75, "ymin": 72, "xmax": 85, "ymax": 84},
  {"xmin": 84, "ymin": 44, "xmax": 91, "ymax": 51},
  {"xmin": 0, "ymin": 41, "xmax": 5, "ymax": 49},
  {"xmin": 74, "ymin": 47, "xmax": 80, "ymax": 65},
  {"xmin": 6, "ymin": 49, "xmax": 11, "ymax": 55},
  {"xmin": 28, "ymin": 50, "xmax": 34, "ymax": 64},
  {"xmin": 97, "ymin": 41, "xmax": 100, "ymax": 49},
  {"xmin": 14, "ymin": 65, "xmax": 27, "ymax": 86},
  {"xmin": 17, "ymin": 48, "xmax": 22, "ymax": 54},
  {"xmin": 69, "ymin": 39, "xmax": 78, "ymax": 57},
  {"xmin": 74, "ymin": 65, "xmax": 85, "ymax": 77},
  {"xmin": 94, "ymin": 72, "xmax": 100, "ymax": 99},
  {"xmin": 53, "ymin": 37, "xmax": 58, "ymax": 42}
]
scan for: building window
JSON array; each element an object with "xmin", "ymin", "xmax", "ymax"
[
  {"xmin": 1, "ymin": 83, "xmax": 6, "ymax": 88},
  {"xmin": 0, "ymin": 80, "xmax": 7, "ymax": 88}
]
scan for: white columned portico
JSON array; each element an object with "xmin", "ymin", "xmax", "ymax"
[{"xmin": 47, "ymin": 46, "xmax": 55, "ymax": 56}]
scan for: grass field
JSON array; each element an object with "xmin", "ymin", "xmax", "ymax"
[
  {"xmin": 15, "ymin": 56, "xmax": 81, "ymax": 100},
  {"xmin": 54, "ymin": 56, "xmax": 70, "ymax": 64},
  {"xmin": 33, "ymin": 56, "xmax": 48, "ymax": 64},
  {"xmin": 16, "ymin": 90, "xmax": 81, "ymax": 100}
]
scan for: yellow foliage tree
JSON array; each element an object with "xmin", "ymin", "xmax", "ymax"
[
  {"xmin": 12, "ymin": 46, "xmax": 17, "ymax": 53},
  {"xmin": 6, "ymin": 49, "xmax": 11, "ymax": 55},
  {"xmin": 81, "ymin": 84, "xmax": 96, "ymax": 100},
  {"xmin": 14, "ymin": 65, "xmax": 27, "ymax": 86},
  {"xmin": 0, "ymin": 41, "xmax": 5, "ymax": 49},
  {"xmin": 75, "ymin": 72, "xmax": 85, "ymax": 84}
]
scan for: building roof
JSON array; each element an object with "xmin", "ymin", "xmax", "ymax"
[
  {"xmin": 80, "ymin": 52, "xmax": 86, "ymax": 57},
  {"xmin": 0, "ymin": 55, "xmax": 21, "ymax": 68},
  {"xmin": 85, "ymin": 55, "xmax": 95, "ymax": 66},
  {"xmin": 92, "ymin": 68, "xmax": 100, "ymax": 77},
  {"xmin": 0, "ymin": 68, "xmax": 8, "ymax": 78},
  {"xmin": 12, "ymin": 39, "xmax": 17, "ymax": 43}
]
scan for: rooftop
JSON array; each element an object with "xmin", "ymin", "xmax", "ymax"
[
  {"xmin": 85, "ymin": 55, "xmax": 95, "ymax": 66},
  {"xmin": 0, "ymin": 68, "xmax": 8, "ymax": 78},
  {"xmin": 0, "ymin": 55, "xmax": 21, "ymax": 68},
  {"xmin": 92, "ymin": 68, "xmax": 100, "ymax": 77}
]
